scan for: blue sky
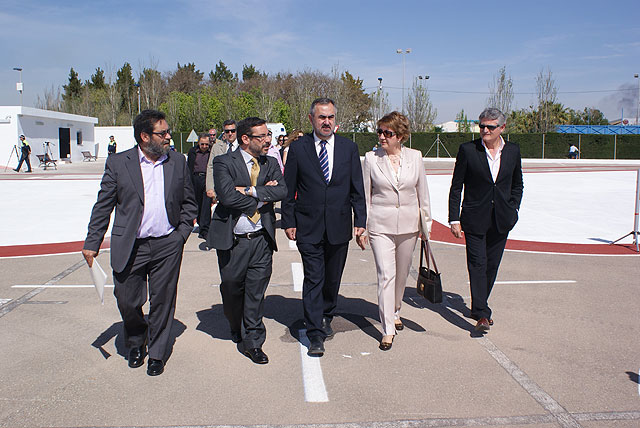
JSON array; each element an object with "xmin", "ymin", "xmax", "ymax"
[{"xmin": 1, "ymin": 0, "xmax": 639, "ymax": 123}]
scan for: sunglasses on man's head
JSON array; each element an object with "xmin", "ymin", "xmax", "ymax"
[
  {"xmin": 479, "ymin": 124, "xmax": 500, "ymax": 130},
  {"xmin": 376, "ymin": 129, "xmax": 396, "ymax": 137}
]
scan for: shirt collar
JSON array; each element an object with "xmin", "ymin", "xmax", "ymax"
[
  {"xmin": 481, "ymin": 136, "xmax": 505, "ymax": 153},
  {"xmin": 313, "ymin": 133, "xmax": 335, "ymax": 146},
  {"xmin": 138, "ymin": 146, "xmax": 168, "ymax": 165}
]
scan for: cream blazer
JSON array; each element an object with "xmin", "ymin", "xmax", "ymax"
[{"xmin": 363, "ymin": 146, "xmax": 432, "ymax": 236}]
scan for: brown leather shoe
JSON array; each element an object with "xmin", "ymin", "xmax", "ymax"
[{"xmin": 475, "ymin": 318, "xmax": 490, "ymax": 332}]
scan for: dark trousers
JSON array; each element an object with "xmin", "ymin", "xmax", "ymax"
[
  {"xmin": 112, "ymin": 231, "xmax": 184, "ymax": 360},
  {"xmin": 297, "ymin": 239, "xmax": 349, "ymax": 339},
  {"xmin": 192, "ymin": 173, "xmax": 212, "ymax": 234},
  {"xmin": 464, "ymin": 221, "xmax": 508, "ymax": 320},
  {"xmin": 16, "ymin": 153, "xmax": 31, "ymax": 172},
  {"xmin": 217, "ymin": 234, "xmax": 273, "ymax": 349}
]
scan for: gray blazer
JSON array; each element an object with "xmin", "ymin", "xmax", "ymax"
[
  {"xmin": 83, "ymin": 147, "xmax": 198, "ymax": 273},
  {"xmin": 210, "ymin": 149, "xmax": 287, "ymax": 251},
  {"xmin": 205, "ymin": 140, "xmax": 230, "ymax": 195}
]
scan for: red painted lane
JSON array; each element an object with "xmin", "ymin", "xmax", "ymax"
[
  {"xmin": 1, "ymin": 225, "xmax": 635, "ymax": 257},
  {"xmin": 429, "ymin": 221, "xmax": 638, "ymax": 255},
  {"xmin": 0, "ymin": 239, "xmax": 110, "ymax": 258}
]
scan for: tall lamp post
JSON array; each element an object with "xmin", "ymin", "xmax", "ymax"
[
  {"xmin": 377, "ymin": 77, "xmax": 383, "ymax": 122},
  {"xmin": 134, "ymin": 83, "xmax": 141, "ymax": 114},
  {"xmin": 635, "ymin": 74, "xmax": 639, "ymax": 126},
  {"xmin": 396, "ymin": 48, "xmax": 411, "ymax": 114},
  {"xmin": 12, "ymin": 67, "xmax": 23, "ymax": 107}
]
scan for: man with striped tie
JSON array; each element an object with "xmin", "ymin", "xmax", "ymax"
[{"xmin": 282, "ymin": 98, "xmax": 367, "ymax": 356}]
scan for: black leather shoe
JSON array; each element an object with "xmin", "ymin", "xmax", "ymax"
[
  {"xmin": 230, "ymin": 330, "xmax": 242, "ymax": 343},
  {"xmin": 321, "ymin": 317, "xmax": 334, "ymax": 337},
  {"xmin": 307, "ymin": 336, "xmax": 325, "ymax": 356},
  {"xmin": 147, "ymin": 358, "xmax": 164, "ymax": 376},
  {"xmin": 127, "ymin": 345, "xmax": 146, "ymax": 368},
  {"xmin": 244, "ymin": 348, "xmax": 269, "ymax": 364}
]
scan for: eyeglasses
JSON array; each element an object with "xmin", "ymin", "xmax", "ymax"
[
  {"xmin": 224, "ymin": 128, "xmax": 237, "ymax": 133},
  {"xmin": 479, "ymin": 124, "xmax": 500, "ymax": 131},
  {"xmin": 209, "ymin": 133, "xmax": 217, "ymax": 138},
  {"xmin": 247, "ymin": 134, "xmax": 268, "ymax": 141},
  {"xmin": 151, "ymin": 129, "xmax": 171, "ymax": 138},
  {"xmin": 377, "ymin": 129, "xmax": 396, "ymax": 138}
]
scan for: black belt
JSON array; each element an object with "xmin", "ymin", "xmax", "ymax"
[
  {"xmin": 193, "ymin": 172, "xmax": 206, "ymax": 176},
  {"xmin": 234, "ymin": 229, "xmax": 266, "ymax": 240}
]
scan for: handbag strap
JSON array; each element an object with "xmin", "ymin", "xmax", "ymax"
[{"xmin": 424, "ymin": 239, "xmax": 439, "ymax": 274}]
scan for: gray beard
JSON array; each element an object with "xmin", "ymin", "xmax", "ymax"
[{"xmin": 142, "ymin": 141, "xmax": 169, "ymax": 159}]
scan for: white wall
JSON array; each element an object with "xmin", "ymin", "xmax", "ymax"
[
  {"xmin": 0, "ymin": 107, "xmax": 98, "ymax": 166},
  {"xmin": 94, "ymin": 126, "xmax": 135, "ymax": 158}
]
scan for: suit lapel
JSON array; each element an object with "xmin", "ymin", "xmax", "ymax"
[
  {"xmin": 257, "ymin": 155, "xmax": 269, "ymax": 184},
  {"xmin": 232, "ymin": 149, "xmax": 251, "ymax": 184},
  {"xmin": 474, "ymin": 139, "xmax": 493, "ymax": 180},
  {"xmin": 375, "ymin": 151, "xmax": 398, "ymax": 191},
  {"xmin": 124, "ymin": 147, "xmax": 144, "ymax": 202},
  {"xmin": 302, "ymin": 136, "xmax": 325, "ymax": 182},
  {"xmin": 162, "ymin": 153, "xmax": 174, "ymax": 201},
  {"xmin": 495, "ymin": 141, "xmax": 513, "ymax": 182}
]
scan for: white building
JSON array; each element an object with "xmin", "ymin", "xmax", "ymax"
[
  {"xmin": 436, "ymin": 120, "xmax": 480, "ymax": 133},
  {"xmin": 94, "ymin": 126, "xmax": 135, "ymax": 158},
  {"xmin": 0, "ymin": 106, "xmax": 98, "ymax": 166}
]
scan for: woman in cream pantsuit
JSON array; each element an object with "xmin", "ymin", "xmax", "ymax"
[{"xmin": 359, "ymin": 111, "xmax": 432, "ymax": 351}]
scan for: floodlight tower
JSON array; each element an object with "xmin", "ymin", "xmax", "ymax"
[
  {"xmin": 13, "ymin": 67, "xmax": 23, "ymax": 107},
  {"xmin": 396, "ymin": 49, "xmax": 411, "ymax": 114}
]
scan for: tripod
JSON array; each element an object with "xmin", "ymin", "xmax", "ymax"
[
  {"xmin": 424, "ymin": 134, "xmax": 452, "ymax": 158},
  {"xmin": 609, "ymin": 169, "xmax": 640, "ymax": 252},
  {"xmin": 41, "ymin": 142, "xmax": 58, "ymax": 170},
  {"xmin": 4, "ymin": 145, "xmax": 20, "ymax": 172}
]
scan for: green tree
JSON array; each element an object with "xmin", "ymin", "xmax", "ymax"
[
  {"xmin": 456, "ymin": 109, "xmax": 471, "ymax": 132},
  {"xmin": 88, "ymin": 67, "xmax": 107, "ymax": 91},
  {"xmin": 168, "ymin": 62, "xmax": 204, "ymax": 93},
  {"xmin": 242, "ymin": 64, "xmax": 260, "ymax": 81},
  {"xmin": 62, "ymin": 68, "xmax": 83, "ymax": 106},
  {"xmin": 210, "ymin": 60, "xmax": 235, "ymax": 83},
  {"xmin": 116, "ymin": 62, "xmax": 136, "ymax": 123}
]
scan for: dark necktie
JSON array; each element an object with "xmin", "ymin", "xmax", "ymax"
[{"xmin": 319, "ymin": 140, "xmax": 329, "ymax": 184}]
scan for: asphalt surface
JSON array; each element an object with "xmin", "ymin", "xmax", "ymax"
[{"xmin": 0, "ymin": 158, "xmax": 639, "ymax": 428}]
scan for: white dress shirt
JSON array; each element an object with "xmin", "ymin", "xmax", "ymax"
[
  {"xmin": 136, "ymin": 148, "xmax": 174, "ymax": 238},
  {"xmin": 233, "ymin": 149, "xmax": 264, "ymax": 234}
]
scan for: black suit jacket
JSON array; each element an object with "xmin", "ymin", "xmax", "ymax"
[
  {"xmin": 448, "ymin": 139, "xmax": 523, "ymax": 235},
  {"xmin": 210, "ymin": 149, "xmax": 287, "ymax": 251},
  {"xmin": 281, "ymin": 133, "xmax": 366, "ymax": 245},
  {"xmin": 84, "ymin": 146, "xmax": 198, "ymax": 273}
]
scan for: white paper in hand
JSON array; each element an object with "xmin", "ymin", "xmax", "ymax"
[{"xmin": 89, "ymin": 260, "xmax": 108, "ymax": 304}]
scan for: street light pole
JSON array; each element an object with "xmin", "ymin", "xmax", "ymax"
[
  {"xmin": 377, "ymin": 77, "xmax": 383, "ymax": 122},
  {"xmin": 635, "ymin": 74, "xmax": 639, "ymax": 126},
  {"xmin": 134, "ymin": 83, "xmax": 141, "ymax": 114},
  {"xmin": 12, "ymin": 67, "xmax": 23, "ymax": 107},
  {"xmin": 396, "ymin": 49, "xmax": 411, "ymax": 114}
]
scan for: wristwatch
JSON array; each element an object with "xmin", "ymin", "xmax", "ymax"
[{"xmin": 244, "ymin": 186, "xmax": 251, "ymax": 196}]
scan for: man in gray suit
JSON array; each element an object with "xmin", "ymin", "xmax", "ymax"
[
  {"xmin": 210, "ymin": 117, "xmax": 286, "ymax": 364},
  {"xmin": 82, "ymin": 110, "xmax": 197, "ymax": 376}
]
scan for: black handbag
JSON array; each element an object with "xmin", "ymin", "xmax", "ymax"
[{"xmin": 417, "ymin": 239, "xmax": 443, "ymax": 304}]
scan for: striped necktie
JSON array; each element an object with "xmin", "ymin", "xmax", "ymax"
[{"xmin": 319, "ymin": 140, "xmax": 329, "ymax": 184}]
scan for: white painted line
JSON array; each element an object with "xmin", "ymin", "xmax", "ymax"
[
  {"xmin": 467, "ymin": 280, "xmax": 576, "ymax": 285},
  {"xmin": 12, "ymin": 285, "xmax": 114, "ymax": 288},
  {"xmin": 0, "ymin": 299, "xmax": 11, "ymax": 305},
  {"xmin": 288, "ymin": 239, "xmax": 297, "ymax": 249},
  {"xmin": 298, "ymin": 329, "xmax": 328, "ymax": 403},
  {"xmin": 291, "ymin": 262, "xmax": 304, "ymax": 292}
]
